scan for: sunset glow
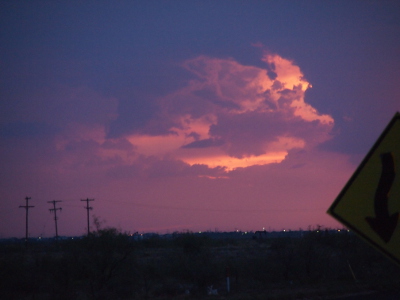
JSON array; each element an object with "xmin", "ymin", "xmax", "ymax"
[
  {"xmin": 1, "ymin": 1, "xmax": 399, "ymax": 238},
  {"xmin": 180, "ymin": 150, "xmax": 288, "ymax": 171}
]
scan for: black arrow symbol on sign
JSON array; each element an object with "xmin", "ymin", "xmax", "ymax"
[{"xmin": 365, "ymin": 152, "xmax": 398, "ymax": 243}]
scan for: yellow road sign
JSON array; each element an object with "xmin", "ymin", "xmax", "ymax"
[{"xmin": 328, "ymin": 112, "xmax": 400, "ymax": 265}]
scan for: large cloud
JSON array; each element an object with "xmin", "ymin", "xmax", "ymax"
[
  {"xmin": 2, "ymin": 53, "xmax": 333, "ymax": 178},
  {"xmin": 125, "ymin": 53, "xmax": 334, "ymax": 171}
]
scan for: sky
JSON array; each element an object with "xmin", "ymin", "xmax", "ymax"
[{"xmin": 1, "ymin": 1, "xmax": 400, "ymax": 238}]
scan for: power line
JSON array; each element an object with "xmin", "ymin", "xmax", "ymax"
[
  {"xmin": 19, "ymin": 196, "xmax": 34, "ymax": 247},
  {"xmin": 81, "ymin": 198, "xmax": 94, "ymax": 236},
  {"xmin": 48, "ymin": 200, "xmax": 62, "ymax": 239}
]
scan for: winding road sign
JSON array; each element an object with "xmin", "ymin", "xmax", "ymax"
[{"xmin": 328, "ymin": 112, "xmax": 400, "ymax": 265}]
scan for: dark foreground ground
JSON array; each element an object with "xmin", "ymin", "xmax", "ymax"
[
  {"xmin": 339, "ymin": 291, "xmax": 400, "ymax": 300},
  {"xmin": 1, "ymin": 229, "xmax": 399, "ymax": 299}
]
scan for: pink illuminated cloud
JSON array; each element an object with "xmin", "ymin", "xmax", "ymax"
[
  {"xmin": 39, "ymin": 53, "xmax": 334, "ymax": 181},
  {"xmin": 124, "ymin": 53, "xmax": 334, "ymax": 172}
]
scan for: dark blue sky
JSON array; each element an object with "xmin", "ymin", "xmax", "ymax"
[{"xmin": 1, "ymin": 1, "xmax": 399, "ymax": 237}]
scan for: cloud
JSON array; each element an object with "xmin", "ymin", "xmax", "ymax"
[
  {"xmin": 106, "ymin": 155, "xmax": 227, "ymax": 179},
  {"xmin": 182, "ymin": 138, "xmax": 224, "ymax": 149},
  {"xmin": 1, "ymin": 52, "xmax": 334, "ymax": 183},
  {"xmin": 0, "ymin": 85, "xmax": 121, "ymax": 169},
  {"xmin": 124, "ymin": 52, "xmax": 334, "ymax": 171}
]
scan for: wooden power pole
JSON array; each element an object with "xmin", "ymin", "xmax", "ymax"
[
  {"xmin": 19, "ymin": 196, "xmax": 34, "ymax": 246},
  {"xmin": 81, "ymin": 198, "xmax": 94, "ymax": 235},
  {"xmin": 48, "ymin": 200, "xmax": 62, "ymax": 239}
]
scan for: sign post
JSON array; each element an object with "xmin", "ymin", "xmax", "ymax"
[{"xmin": 328, "ymin": 112, "xmax": 400, "ymax": 265}]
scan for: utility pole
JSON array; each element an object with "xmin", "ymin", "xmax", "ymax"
[
  {"xmin": 19, "ymin": 196, "xmax": 34, "ymax": 247},
  {"xmin": 81, "ymin": 198, "xmax": 94, "ymax": 235},
  {"xmin": 48, "ymin": 200, "xmax": 62, "ymax": 240}
]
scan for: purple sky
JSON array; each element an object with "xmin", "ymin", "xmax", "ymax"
[{"xmin": 1, "ymin": 1, "xmax": 400, "ymax": 238}]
